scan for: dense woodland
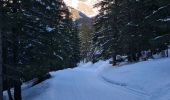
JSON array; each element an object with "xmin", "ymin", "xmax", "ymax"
[
  {"xmin": 0, "ymin": 0, "xmax": 170, "ymax": 100},
  {"xmin": 0, "ymin": 0, "xmax": 80, "ymax": 99},
  {"xmin": 92, "ymin": 0, "xmax": 170, "ymax": 64}
]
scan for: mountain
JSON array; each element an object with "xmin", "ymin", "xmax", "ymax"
[
  {"xmin": 64, "ymin": 0, "xmax": 99, "ymax": 18},
  {"xmin": 64, "ymin": 0, "xmax": 98, "ymax": 59},
  {"xmin": 68, "ymin": 7, "xmax": 89, "ymax": 20}
]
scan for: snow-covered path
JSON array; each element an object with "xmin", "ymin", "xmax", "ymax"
[
  {"xmin": 22, "ymin": 61, "xmax": 147, "ymax": 100},
  {"xmin": 21, "ymin": 56, "xmax": 170, "ymax": 100}
]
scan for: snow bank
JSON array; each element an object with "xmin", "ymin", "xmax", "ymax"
[
  {"xmin": 76, "ymin": 60, "xmax": 112, "ymax": 74},
  {"xmin": 102, "ymin": 57, "xmax": 170, "ymax": 100}
]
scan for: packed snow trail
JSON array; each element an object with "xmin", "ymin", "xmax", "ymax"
[
  {"xmin": 21, "ymin": 56, "xmax": 170, "ymax": 100},
  {"xmin": 22, "ymin": 61, "xmax": 146, "ymax": 100}
]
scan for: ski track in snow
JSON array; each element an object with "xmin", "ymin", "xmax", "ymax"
[
  {"xmin": 21, "ymin": 55, "xmax": 170, "ymax": 100},
  {"xmin": 23, "ymin": 63, "xmax": 147, "ymax": 100}
]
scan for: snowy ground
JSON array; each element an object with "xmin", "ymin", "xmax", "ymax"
[
  {"xmin": 3, "ymin": 50, "xmax": 170, "ymax": 100},
  {"xmin": 16, "ymin": 56, "xmax": 170, "ymax": 100},
  {"xmin": 102, "ymin": 58, "xmax": 170, "ymax": 100}
]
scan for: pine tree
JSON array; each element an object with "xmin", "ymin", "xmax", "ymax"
[
  {"xmin": 59, "ymin": 11, "xmax": 80, "ymax": 68},
  {"xmin": 79, "ymin": 23, "xmax": 93, "ymax": 62},
  {"xmin": 93, "ymin": 0, "xmax": 170, "ymax": 63},
  {"xmin": 1, "ymin": 0, "xmax": 81, "ymax": 99},
  {"xmin": 70, "ymin": 22, "xmax": 81, "ymax": 67},
  {"xmin": 0, "ymin": 0, "xmax": 23, "ymax": 99},
  {"xmin": 93, "ymin": 0, "xmax": 127, "ymax": 64}
]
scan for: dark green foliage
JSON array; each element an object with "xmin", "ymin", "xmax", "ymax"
[
  {"xmin": 79, "ymin": 23, "xmax": 93, "ymax": 62},
  {"xmin": 93, "ymin": 0, "xmax": 170, "ymax": 63},
  {"xmin": 93, "ymin": 0, "xmax": 124, "ymax": 60},
  {"xmin": 0, "ymin": 0, "xmax": 81, "ymax": 99}
]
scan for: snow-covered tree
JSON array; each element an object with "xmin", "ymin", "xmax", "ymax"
[
  {"xmin": 93, "ymin": 0, "xmax": 127, "ymax": 64},
  {"xmin": 93, "ymin": 0, "xmax": 170, "ymax": 63},
  {"xmin": 0, "ymin": 0, "xmax": 81, "ymax": 99}
]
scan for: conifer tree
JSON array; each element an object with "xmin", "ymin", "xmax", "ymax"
[
  {"xmin": 93, "ymin": 0, "xmax": 170, "ymax": 63},
  {"xmin": 1, "ymin": 0, "xmax": 81, "ymax": 99}
]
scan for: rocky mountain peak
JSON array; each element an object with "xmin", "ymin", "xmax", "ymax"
[{"xmin": 63, "ymin": 0, "xmax": 99, "ymax": 18}]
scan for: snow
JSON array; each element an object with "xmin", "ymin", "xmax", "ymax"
[
  {"xmin": 102, "ymin": 58, "xmax": 170, "ymax": 100},
  {"xmin": 145, "ymin": 5, "xmax": 168, "ymax": 19},
  {"xmin": 4, "ymin": 53, "xmax": 170, "ymax": 100},
  {"xmin": 46, "ymin": 6, "xmax": 51, "ymax": 10},
  {"xmin": 63, "ymin": 0, "xmax": 99, "ymax": 17},
  {"xmin": 46, "ymin": 26, "xmax": 55, "ymax": 32},
  {"xmin": 126, "ymin": 22, "xmax": 139, "ymax": 27},
  {"xmin": 3, "ymin": 79, "xmax": 37, "ymax": 100},
  {"xmin": 157, "ymin": 17, "xmax": 170, "ymax": 22}
]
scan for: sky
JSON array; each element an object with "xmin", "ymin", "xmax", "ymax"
[{"xmin": 72, "ymin": 0, "xmax": 78, "ymax": 8}]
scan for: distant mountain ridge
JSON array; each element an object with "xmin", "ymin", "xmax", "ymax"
[
  {"xmin": 64, "ymin": 0, "xmax": 96, "ymax": 56},
  {"xmin": 68, "ymin": 6, "xmax": 89, "ymax": 20},
  {"xmin": 64, "ymin": 0, "xmax": 99, "ymax": 18}
]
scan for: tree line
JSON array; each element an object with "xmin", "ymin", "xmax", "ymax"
[
  {"xmin": 0, "ymin": 0, "xmax": 80, "ymax": 99},
  {"xmin": 92, "ymin": 0, "xmax": 170, "ymax": 65}
]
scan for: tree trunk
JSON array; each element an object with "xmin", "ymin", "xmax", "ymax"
[
  {"xmin": 14, "ymin": 80, "xmax": 22, "ymax": 100},
  {"xmin": 127, "ymin": 54, "xmax": 132, "ymax": 62},
  {"xmin": 0, "ymin": 21, "xmax": 3, "ymax": 100},
  {"xmin": 7, "ymin": 88, "xmax": 13, "ymax": 100},
  {"xmin": 167, "ymin": 49, "xmax": 169, "ymax": 57},
  {"xmin": 12, "ymin": 25, "xmax": 22, "ymax": 100},
  {"xmin": 132, "ymin": 53, "xmax": 137, "ymax": 62},
  {"xmin": 112, "ymin": 54, "xmax": 117, "ymax": 66}
]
